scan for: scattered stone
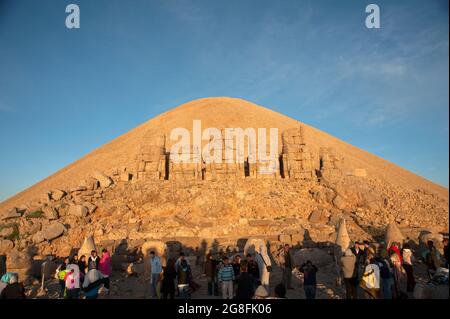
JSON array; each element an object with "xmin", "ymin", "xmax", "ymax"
[
  {"xmin": 92, "ymin": 171, "xmax": 113, "ymax": 188},
  {"xmin": 1, "ymin": 207, "xmax": 22, "ymax": 220},
  {"xmin": 0, "ymin": 239, "xmax": 14, "ymax": 254},
  {"xmin": 42, "ymin": 205, "xmax": 59, "ymax": 220},
  {"xmin": 83, "ymin": 202, "xmax": 97, "ymax": 214},
  {"xmin": 51, "ymin": 189, "xmax": 66, "ymax": 201},
  {"xmin": 332, "ymin": 195, "xmax": 346, "ymax": 210},
  {"xmin": 67, "ymin": 205, "xmax": 89, "ymax": 217}
]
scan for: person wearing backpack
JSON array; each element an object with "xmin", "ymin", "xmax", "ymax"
[{"xmin": 360, "ymin": 255, "xmax": 380, "ymax": 299}]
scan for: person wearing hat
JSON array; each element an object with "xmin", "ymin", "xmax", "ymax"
[{"xmin": 253, "ymin": 285, "xmax": 268, "ymax": 299}]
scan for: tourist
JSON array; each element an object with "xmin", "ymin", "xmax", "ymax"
[
  {"xmin": 235, "ymin": 262, "xmax": 256, "ymax": 299},
  {"xmin": 401, "ymin": 243, "xmax": 416, "ymax": 293},
  {"xmin": 204, "ymin": 253, "xmax": 218, "ymax": 296},
  {"xmin": 299, "ymin": 260, "xmax": 318, "ymax": 299},
  {"xmin": 246, "ymin": 254, "xmax": 260, "ymax": 285},
  {"xmin": 279, "ymin": 244, "xmax": 294, "ymax": 289},
  {"xmin": 0, "ymin": 273, "xmax": 25, "ymax": 299},
  {"xmin": 177, "ymin": 259, "xmax": 191, "ymax": 299},
  {"xmin": 425, "ymin": 240, "xmax": 442, "ymax": 279},
  {"xmin": 232, "ymin": 254, "xmax": 242, "ymax": 278},
  {"xmin": 71, "ymin": 254, "xmax": 79, "ymax": 264},
  {"xmin": 378, "ymin": 249, "xmax": 394, "ymax": 299},
  {"xmin": 78, "ymin": 255, "xmax": 87, "ymax": 279},
  {"xmin": 149, "ymin": 250, "xmax": 163, "ymax": 298},
  {"xmin": 82, "ymin": 269, "xmax": 106, "ymax": 299},
  {"xmin": 232, "ymin": 254, "xmax": 242, "ymax": 296},
  {"xmin": 443, "ymin": 238, "xmax": 449, "ymax": 268},
  {"xmin": 340, "ymin": 249, "xmax": 357, "ymax": 299},
  {"xmin": 175, "ymin": 252, "xmax": 190, "ymax": 273},
  {"xmin": 64, "ymin": 268, "xmax": 80, "ymax": 299},
  {"xmin": 390, "ymin": 252, "xmax": 407, "ymax": 299},
  {"xmin": 217, "ymin": 256, "xmax": 235, "ymax": 299},
  {"xmin": 360, "ymin": 254, "xmax": 381, "ymax": 299},
  {"xmin": 389, "ymin": 242, "xmax": 403, "ymax": 264},
  {"xmin": 99, "ymin": 249, "xmax": 112, "ymax": 295},
  {"xmin": 56, "ymin": 258, "xmax": 69, "ymax": 298},
  {"xmin": 161, "ymin": 258, "xmax": 177, "ymax": 299},
  {"xmin": 88, "ymin": 250, "xmax": 100, "ymax": 270},
  {"xmin": 253, "ymin": 285, "xmax": 269, "ymax": 299}
]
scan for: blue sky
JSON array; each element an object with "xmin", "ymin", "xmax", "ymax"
[{"xmin": 0, "ymin": 0, "xmax": 448, "ymax": 201}]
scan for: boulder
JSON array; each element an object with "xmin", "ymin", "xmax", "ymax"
[
  {"xmin": 83, "ymin": 202, "xmax": 97, "ymax": 214},
  {"xmin": 278, "ymin": 234, "xmax": 292, "ymax": 244},
  {"xmin": 1, "ymin": 207, "xmax": 21, "ymax": 220},
  {"xmin": 0, "ymin": 239, "xmax": 14, "ymax": 254},
  {"xmin": 41, "ymin": 222, "xmax": 66, "ymax": 241},
  {"xmin": 51, "ymin": 189, "xmax": 66, "ymax": 201},
  {"xmin": 42, "ymin": 205, "xmax": 59, "ymax": 220},
  {"xmin": 92, "ymin": 171, "xmax": 113, "ymax": 188},
  {"xmin": 81, "ymin": 178, "xmax": 100, "ymax": 191},
  {"xmin": 0, "ymin": 227, "xmax": 14, "ymax": 238},
  {"xmin": 308, "ymin": 209, "xmax": 328, "ymax": 224},
  {"xmin": 332, "ymin": 195, "xmax": 346, "ymax": 210},
  {"xmin": 6, "ymin": 249, "xmax": 33, "ymax": 283},
  {"xmin": 67, "ymin": 205, "xmax": 89, "ymax": 217}
]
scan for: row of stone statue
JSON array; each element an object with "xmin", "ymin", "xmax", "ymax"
[{"xmin": 135, "ymin": 126, "xmax": 343, "ymax": 181}]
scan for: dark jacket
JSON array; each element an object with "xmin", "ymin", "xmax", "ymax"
[
  {"xmin": 204, "ymin": 259, "xmax": 217, "ymax": 278},
  {"xmin": 300, "ymin": 263, "xmax": 318, "ymax": 286},
  {"xmin": 235, "ymin": 272, "xmax": 256, "ymax": 299},
  {"xmin": 177, "ymin": 266, "xmax": 191, "ymax": 285},
  {"xmin": 161, "ymin": 266, "xmax": 177, "ymax": 293},
  {"xmin": 247, "ymin": 261, "xmax": 260, "ymax": 280},
  {"xmin": 78, "ymin": 261, "xmax": 87, "ymax": 274},
  {"xmin": 232, "ymin": 262, "xmax": 241, "ymax": 278},
  {"xmin": 0, "ymin": 282, "xmax": 25, "ymax": 299}
]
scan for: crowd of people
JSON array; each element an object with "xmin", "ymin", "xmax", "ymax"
[
  {"xmin": 0, "ymin": 237, "xmax": 448, "ymax": 299},
  {"xmin": 54, "ymin": 248, "xmax": 112, "ymax": 299},
  {"xmin": 340, "ymin": 239, "xmax": 449, "ymax": 299}
]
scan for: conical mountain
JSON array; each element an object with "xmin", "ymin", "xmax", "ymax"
[{"xmin": 0, "ymin": 97, "xmax": 448, "ymax": 211}]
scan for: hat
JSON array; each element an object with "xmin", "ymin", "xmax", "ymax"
[{"xmin": 254, "ymin": 285, "xmax": 269, "ymax": 298}]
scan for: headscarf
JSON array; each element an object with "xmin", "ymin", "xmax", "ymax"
[{"xmin": 1, "ymin": 272, "xmax": 18, "ymax": 284}]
